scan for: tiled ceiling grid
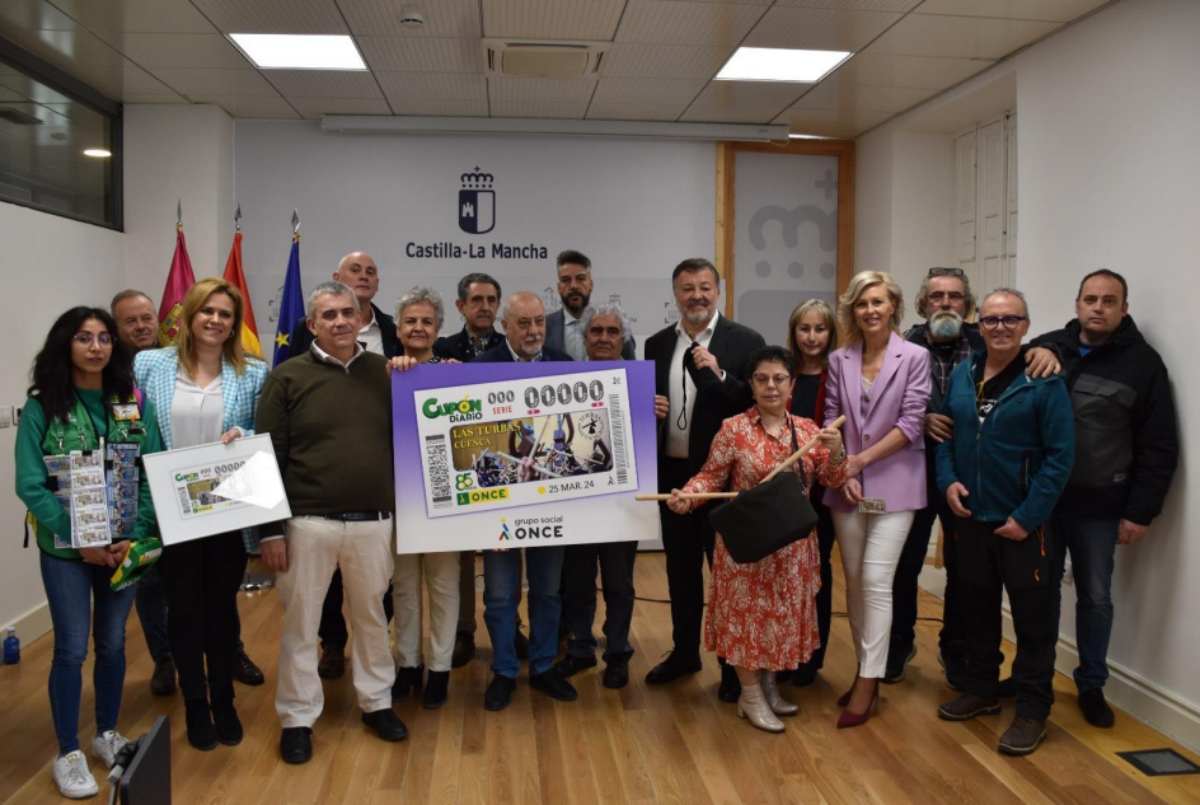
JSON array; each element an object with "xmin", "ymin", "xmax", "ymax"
[{"xmin": 0, "ymin": 0, "xmax": 1110, "ymax": 137}]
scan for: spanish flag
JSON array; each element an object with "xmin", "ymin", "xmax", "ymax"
[
  {"xmin": 222, "ymin": 231, "xmax": 262, "ymax": 357},
  {"xmin": 158, "ymin": 226, "xmax": 196, "ymax": 345}
]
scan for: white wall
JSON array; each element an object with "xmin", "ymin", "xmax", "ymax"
[
  {"xmin": 857, "ymin": 0, "xmax": 1200, "ymax": 749},
  {"xmin": 0, "ymin": 203, "xmax": 124, "ymax": 635},
  {"xmin": 123, "ymin": 104, "xmax": 235, "ymax": 299}
]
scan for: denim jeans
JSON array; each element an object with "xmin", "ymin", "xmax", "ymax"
[
  {"xmin": 134, "ymin": 562, "xmax": 171, "ymax": 663},
  {"xmin": 40, "ymin": 551, "xmax": 137, "ymax": 755},
  {"xmin": 1051, "ymin": 512, "xmax": 1119, "ymax": 693},
  {"xmin": 484, "ymin": 547, "xmax": 565, "ymax": 678}
]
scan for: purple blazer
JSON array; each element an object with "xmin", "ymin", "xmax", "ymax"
[{"xmin": 822, "ymin": 331, "xmax": 932, "ymax": 513}]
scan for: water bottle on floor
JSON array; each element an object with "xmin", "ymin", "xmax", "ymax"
[{"xmin": 3, "ymin": 627, "xmax": 18, "ymax": 664}]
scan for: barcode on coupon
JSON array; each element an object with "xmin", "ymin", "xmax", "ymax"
[
  {"xmin": 608, "ymin": 393, "xmax": 628, "ymax": 486},
  {"xmin": 425, "ymin": 435, "xmax": 452, "ymax": 507},
  {"xmin": 176, "ymin": 486, "xmax": 192, "ymax": 516}
]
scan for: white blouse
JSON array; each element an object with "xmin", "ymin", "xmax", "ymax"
[{"xmin": 171, "ymin": 369, "xmax": 224, "ymax": 448}]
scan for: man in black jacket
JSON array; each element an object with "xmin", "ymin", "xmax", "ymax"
[
  {"xmin": 643, "ymin": 258, "xmax": 765, "ymax": 700},
  {"xmin": 434, "ymin": 272, "xmax": 506, "ymax": 363},
  {"xmin": 1031, "ymin": 269, "xmax": 1179, "ymax": 728},
  {"xmin": 285, "ymin": 251, "xmax": 401, "ymax": 359}
]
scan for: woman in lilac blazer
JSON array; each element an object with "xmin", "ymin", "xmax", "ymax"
[{"xmin": 822, "ymin": 271, "xmax": 931, "ymax": 728}]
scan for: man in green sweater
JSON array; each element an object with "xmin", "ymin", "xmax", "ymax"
[{"xmin": 257, "ymin": 281, "xmax": 406, "ymax": 765}]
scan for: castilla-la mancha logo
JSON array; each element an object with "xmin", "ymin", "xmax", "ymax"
[{"xmin": 458, "ymin": 166, "xmax": 495, "ymax": 234}]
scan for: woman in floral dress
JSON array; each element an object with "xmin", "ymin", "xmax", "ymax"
[{"xmin": 668, "ymin": 345, "xmax": 847, "ymax": 733}]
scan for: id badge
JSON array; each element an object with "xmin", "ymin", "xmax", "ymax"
[
  {"xmin": 112, "ymin": 403, "xmax": 141, "ymax": 421},
  {"xmin": 857, "ymin": 497, "xmax": 887, "ymax": 514}
]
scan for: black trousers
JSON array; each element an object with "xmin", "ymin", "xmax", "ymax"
[
  {"xmin": 955, "ymin": 517, "xmax": 1059, "ymax": 720},
  {"xmin": 658, "ymin": 457, "xmax": 715, "ymax": 662},
  {"xmin": 796, "ymin": 497, "xmax": 835, "ymax": 672},
  {"xmin": 161, "ymin": 531, "xmax": 247, "ymax": 707},
  {"xmin": 889, "ymin": 488, "xmax": 966, "ymax": 671},
  {"xmin": 562, "ymin": 540, "xmax": 638, "ymax": 661},
  {"xmin": 318, "ymin": 568, "xmax": 394, "ymax": 650}
]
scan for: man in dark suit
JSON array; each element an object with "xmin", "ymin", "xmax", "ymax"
[
  {"xmin": 284, "ymin": 251, "xmax": 399, "ymax": 682},
  {"xmin": 544, "ymin": 250, "xmax": 636, "ymax": 361},
  {"xmin": 285, "ymin": 251, "xmax": 401, "ymax": 359},
  {"xmin": 644, "ymin": 258, "xmax": 765, "ymax": 700},
  {"xmin": 473, "ymin": 292, "xmax": 575, "ymax": 712},
  {"xmin": 434, "ymin": 272, "xmax": 506, "ymax": 363}
]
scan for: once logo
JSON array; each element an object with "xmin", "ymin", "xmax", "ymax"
[
  {"xmin": 457, "ymin": 488, "xmax": 509, "ymax": 506},
  {"xmin": 458, "ymin": 166, "xmax": 495, "ymax": 235}
]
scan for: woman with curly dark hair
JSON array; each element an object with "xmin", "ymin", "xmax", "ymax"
[{"xmin": 15, "ymin": 307, "xmax": 163, "ymax": 799}]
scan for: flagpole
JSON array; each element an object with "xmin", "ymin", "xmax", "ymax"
[
  {"xmin": 234, "ymin": 203, "xmax": 242, "ymax": 232},
  {"xmin": 291, "ymin": 208, "xmax": 300, "ymax": 243}
]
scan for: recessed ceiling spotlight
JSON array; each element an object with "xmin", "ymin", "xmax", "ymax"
[
  {"xmin": 229, "ymin": 33, "xmax": 367, "ymax": 70},
  {"xmin": 83, "ymin": 147, "xmax": 112, "ymax": 158},
  {"xmin": 716, "ymin": 47, "xmax": 851, "ymax": 83}
]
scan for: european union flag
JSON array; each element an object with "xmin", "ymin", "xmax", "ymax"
[{"xmin": 273, "ymin": 238, "xmax": 304, "ymax": 366}]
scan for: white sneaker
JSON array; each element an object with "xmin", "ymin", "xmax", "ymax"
[
  {"xmin": 90, "ymin": 730, "xmax": 128, "ymax": 769},
  {"xmin": 52, "ymin": 750, "xmax": 99, "ymax": 799}
]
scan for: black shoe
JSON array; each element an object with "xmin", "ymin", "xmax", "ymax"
[
  {"xmin": 554, "ymin": 655, "xmax": 598, "ymax": 678},
  {"xmin": 791, "ymin": 665, "xmax": 818, "ymax": 688},
  {"xmin": 883, "ymin": 645, "xmax": 916, "ymax": 684},
  {"xmin": 213, "ymin": 703, "xmax": 243, "ymax": 746},
  {"xmin": 530, "ymin": 668, "xmax": 578, "ymax": 701},
  {"xmin": 484, "ymin": 675, "xmax": 517, "ymax": 711},
  {"xmin": 150, "ymin": 657, "xmax": 177, "ymax": 696},
  {"xmin": 451, "ymin": 633, "xmax": 475, "ymax": 669},
  {"xmin": 1078, "ymin": 688, "xmax": 1115, "ymax": 728},
  {"xmin": 996, "ymin": 676, "xmax": 1017, "ymax": 698},
  {"xmin": 422, "ymin": 671, "xmax": 449, "ymax": 710},
  {"xmin": 361, "ymin": 708, "xmax": 408, "ymax": 742},
  {"xmin": 644, "ymin": 652, "xmax": 702, "ymax": 685},
  {"xmin": 318, "ymin": 646, "xmax": 346, "ymax": 680},
  {"xmin": 602, "ymin": 657, "xmax": 630, "ymax": 690},
  {"xmin": 718, "ymin": 663, "xmax": 742, "ymax": 703},
  {"xmin": 515, "ymin": 629, "xmax": 530, "ymax": 660},
  {"xmin": 233, "ymin": 649, "xmax": 265, "ymax": 686},
  {"xmin": 998, "ymin": 716, "xmax": 1047, "ymax": 756},
  {"xmin": 184, "ymin": 700, "xmax": 217, "ymax": 751},
  {"xmin": 938, "ymin": 693, "xmax": 1002, "ymax": 722},
  {"xmin": 392, "ymin": 665, "xmax": 424, "ymax": 700},
  {"xmin": 280, "ymin": 727, "xmax": 312, "ymax": 764}
]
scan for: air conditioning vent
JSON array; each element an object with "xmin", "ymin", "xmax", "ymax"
[
  {"xmin": 0, "ymin": 108, "xmax": 43, "ymax": 126},
  {"xmin": 483, "ymin": 39, "xmax": 607, "ymax": 79}
]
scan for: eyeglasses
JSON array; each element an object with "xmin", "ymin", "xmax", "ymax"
[
  {"xmin": 72, "ymin": 332, "xmax": 113, "ymax": 346},
  {"xmin": 927, "ymin": 267, "xmax": 966, "ymax": 278},
  {"xmin": 979, "ymin": 315, "xmax": 1027, "ymax": 330},
  {"xmin": 752, "ymin": 373, "xmax": 792, "ymax": 386}
]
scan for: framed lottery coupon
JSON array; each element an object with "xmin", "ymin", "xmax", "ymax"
[
  {"xmin": 392, "ymin": 361, "xmax": 660, "ymax": 554},
  {"xmin": 142, "ymin": 433, "xmax": 291, "ymax": 546}
]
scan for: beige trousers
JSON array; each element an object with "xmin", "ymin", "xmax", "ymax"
[{"xmin": 392, "ymin": 551, "xmax": 460, "ymax": 672}]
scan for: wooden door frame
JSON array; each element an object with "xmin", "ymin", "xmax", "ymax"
[{"xmin": 715, "ymin": 140, "xmax": 856, "ymax": 318}]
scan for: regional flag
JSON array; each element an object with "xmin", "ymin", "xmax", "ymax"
[
  {"xmin": 158, "ymin": 227, "xmax": 196, "ymax": 345},
  {"xmin": 272, "ymin": 237, "xmax": 304, "ymax": 366},
  {"xmin": 222, "ymin": 231, "xmax": 262, "ymax": 357}
]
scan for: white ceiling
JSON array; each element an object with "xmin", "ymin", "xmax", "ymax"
[{"xmin": 0, "ymin": 0, "xmax": 1110, "ymax": 137}]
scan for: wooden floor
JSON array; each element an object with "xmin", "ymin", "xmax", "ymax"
[{"xmin": 2, "ymin": 553, "xmax": 1199, "ymax": 804}]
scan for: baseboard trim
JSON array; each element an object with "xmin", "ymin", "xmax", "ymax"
[
  {"xmin": 918, "ymin": 566, "xmax": 1200, "ymax": 753},
  {"xmin": 4, "ymin": 599, "xmax": 52, "ymax": 646}
]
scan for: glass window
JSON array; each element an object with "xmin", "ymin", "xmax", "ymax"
[{"xmin": 0, "ymin": 57, "xmax": 119, "ymax": 228}]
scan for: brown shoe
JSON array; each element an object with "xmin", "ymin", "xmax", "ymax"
[
  {"xmin": 318, "ymin": 646, "xmax": 345, "ymax": 680},
  {"xmin": 998, "ymin": 716, "xmax": 1047, "ymax": 756},
  {"xmin": 938, "ymin": 693, "xmax": 1001, "ymax": 722}
]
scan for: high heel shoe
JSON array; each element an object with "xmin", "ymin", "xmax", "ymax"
[
  {"xmin": 836, "ymin": 673, "xmax": 860, "ymax": 707},
  {"xmin": 759, "ymin": 670, "xmax": 799, "ymax": 716},
  {"xmin": 737, "ymin": 683, "xmax": 785, "ymax": 733},
  {"xmin": 836, "ymin": 688, "xmax": 880, "ymax": 729}
]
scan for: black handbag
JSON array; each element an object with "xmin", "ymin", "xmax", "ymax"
[{"xmin": 708, "ymin": 421, "xmax": 819, "ymax": 565}]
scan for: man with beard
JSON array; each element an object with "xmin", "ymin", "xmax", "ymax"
[
  {"xmin": 886, "ymin": 269, "xmax": 1059, "ymax": 689},
  {"xmin": 644, "ymin": 258, "xmax": 764, "ymax": 702},
  {"xmin": 545, "ymin": 250, "xmax": 635, "ymax": 361}
]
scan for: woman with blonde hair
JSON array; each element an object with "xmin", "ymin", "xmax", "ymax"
[
  {"xmin": 784, "ymin": 299, "xmax": 838, "ymax": 687},
  {"xmin": 822, "ymin": 272, "xmax": 931, "ymax": 727},
  {"xmin": 134, "ymin": 278, "xmax": 269, "ymax": 751}
]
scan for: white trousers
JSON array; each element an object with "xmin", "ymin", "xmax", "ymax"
[
  {"xmin": 392, "ymin": 551, "xmax": 460, "ymax": 673},
  {"xmin": 832, "ymin": 509, "xmax": 915, "ymax": 679},
  {"xmin": 274, "ymin": 516, "xmax": 395, "ymax": 728}
]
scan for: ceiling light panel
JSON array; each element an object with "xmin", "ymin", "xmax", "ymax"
[
  {"xmin": 715, "ymin": 47, "xmax": 851, "ymax": 83},
  {"xmin": 229, "ymin": 34, "xmax": 367, "ymax": 71}
]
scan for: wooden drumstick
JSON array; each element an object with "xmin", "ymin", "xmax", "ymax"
[
  {"xmin": 634, "ymin": 492, "xmax": 739, "ymax": 501},
  {"xmin": 761, "ymin": 415, "xmax": 846, "ymax": 483}
]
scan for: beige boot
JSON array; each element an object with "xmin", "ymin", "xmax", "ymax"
[
  {"xmin": 760, "ymin": 670, "xmax": 799, "ymax": 716},
  {"xmin": 737, "ymin": 683, "xmax": 785, "ymax": 733}
]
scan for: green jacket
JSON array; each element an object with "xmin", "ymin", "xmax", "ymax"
[{"xmin": 15, "ymin": 389, "xmax": 163, "ymax": 560}]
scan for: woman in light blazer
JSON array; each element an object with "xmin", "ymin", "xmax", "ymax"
[
  {"xmin": 134, "ymin": 278, "xmax": 269, "ymax": 751},
  {"xmin": 823, "ymin": 271, "xmax": 931, "ymax": 728}
]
